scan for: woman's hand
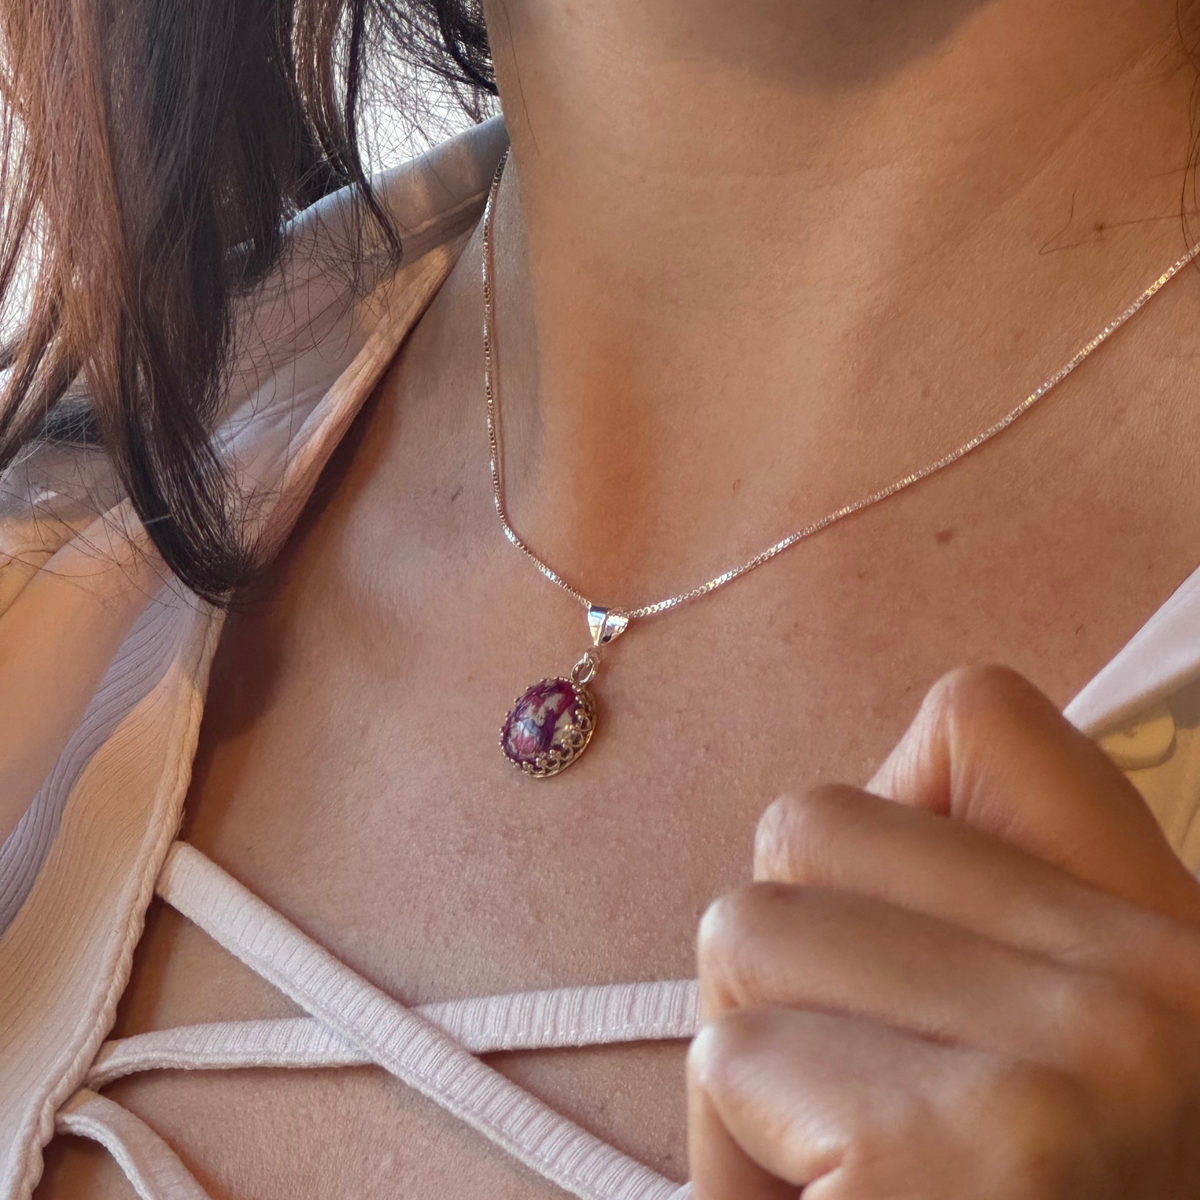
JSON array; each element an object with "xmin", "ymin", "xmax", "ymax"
[{"xmin": 687, "ymin": 665, "xmax": 1200, "ymax": 1199}]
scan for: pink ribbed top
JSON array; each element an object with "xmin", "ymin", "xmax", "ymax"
[{"xmin": 61, "ymin": 841, "xmax": 696, "ymax": 1200}]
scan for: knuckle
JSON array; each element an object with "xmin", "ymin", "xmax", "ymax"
[
  {"xmin": 697, "ymin": 882, "xmax": 791, "ymax": 971},
  {"xmin": 1055, "ymin": 972, "xmax": 1187, "ymax": 1110},
  {"xmin": 697, "ymin": 882, "xmax": 810, "ymax": 1011},
  {"xmin": 973, "ymin": 1058, "xmax": 1097, "ymax": 1195},
  {"xmin": 686, "ymin": 1007, "xmax": 773, "ymax": 1098},
  {"xmin": 1057, "ymin": 973, "xmax": 1152, "ymax": 1060},
  {"xmin": 982, "ymin": 1057, "xmax": 1081, "ymax": 1116},
  {"xmin": 924, "ymin": 663, "xmax": 1043, "ymax": 727},
  {"xmin": 754, "ymin": 794, "xmax": 802, "ymax": 877},
  {"xmin": 685, "ymin": 1018, "xmax": 725, "ymax": 1095},
  {"xmin": 754, "ymin": 784, "xmax": 861, "ymax": 883}
]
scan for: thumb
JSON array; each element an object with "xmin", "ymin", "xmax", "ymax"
[{"xmin": 867, "ymin": 665, "xmax": 1200, "ymax": 925}]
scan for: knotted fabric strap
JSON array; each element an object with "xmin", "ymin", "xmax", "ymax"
[
  {"xmin": 145, "ymin": 842, "xmax": 692, "ymax": 1200},
  {"xmin": 88, "ymin": 976, "xmax": 700, "ymax": 1090},
  {"xmin": 55, "ymin": 1091, "xmax": 209, "ymax": 1200}
]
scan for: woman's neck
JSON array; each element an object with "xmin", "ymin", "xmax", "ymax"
[{"xmin": 481, "ymin": 0, "xmax": 1195, "ymax": 602}]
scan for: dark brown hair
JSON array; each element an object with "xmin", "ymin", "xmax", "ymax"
[{"xmin": 0, "ymin": 0, "xmax": 492, "ymax": 602}]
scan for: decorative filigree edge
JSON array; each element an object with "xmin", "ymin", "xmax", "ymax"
[{"xmin": 498, "ymin": 677, "xmax": 597, "ymax": 779}]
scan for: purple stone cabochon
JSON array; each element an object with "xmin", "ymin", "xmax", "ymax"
[{"xmin": 502, "ymin": 678, "xmax": 583, "ymax": 764}]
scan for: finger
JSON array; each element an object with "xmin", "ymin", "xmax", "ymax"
[
  {"xmin": 697, "ymin": 882, "xmax": 1158, "ymax": 1087},
  {"xmin": 687, "ymin": 1080, "xmax": 794, "ymax": 1200},
  {"xmin": 688, "ymin": 1006, "xmax": 882, "ymax": 1195},
  {"xmin": 753, "ymin": 786, "xmax": 1200, "ymax": 1006},
  {"xmin": 688, "ymin": 1006, "xmax": 1094, "ymax": 1199},
  {"xmin": 865, "ymin": 665, "xmax": 1200, "ymax": 923}
]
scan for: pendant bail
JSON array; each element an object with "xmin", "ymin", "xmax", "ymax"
[{"xmin": 587, "ymin": 605, "xmax": 630, "ymax": 647}]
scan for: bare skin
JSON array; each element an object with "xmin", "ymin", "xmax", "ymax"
[
  {"xmin": 32, "ymin": 0, "xmax": 1200, "ymax": 1196},
  {"xmin": 692, "ymin": 667, "xmax": 1200, "ymax": 1198}
]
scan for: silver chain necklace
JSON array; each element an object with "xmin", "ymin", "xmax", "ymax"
[{"xmin": 485, "ymin": 150, "xmax": 1200, "ymax": 778}]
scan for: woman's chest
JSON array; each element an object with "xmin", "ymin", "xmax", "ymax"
[
  {"xmin": 68, "ymin": 431, "xmax": 1198, "ymax": 1200},
  {"xmin": 41, "ymin": 294, "xmax": 1200, "ymax": 1199},
  {"xmin": 147, "ymin": 439, "xmax": 1200, "ymax": 1002}
]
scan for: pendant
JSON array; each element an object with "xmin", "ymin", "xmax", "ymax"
[{"xmin": 499, "ymin": 606, "xmax": 629, "ymax": 778}]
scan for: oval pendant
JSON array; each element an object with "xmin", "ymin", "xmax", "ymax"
[{"xmin": 499, "ymin": 677, "xmax": 596, "ymax": 778}]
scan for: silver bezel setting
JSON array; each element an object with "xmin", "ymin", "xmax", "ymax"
[{"xmin": 499, "ymin": 678, "xmax": 597, "ymax": 779}]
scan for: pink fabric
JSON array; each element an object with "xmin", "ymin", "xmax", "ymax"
[
  {"xmin": 149, "ymin": 841, "xmax": 690, "ymax": 1200},
  {"xmin": 54, "ymin": 1090, "xmax": 209, "ymax": 1200},
  {"xmin": 88, "ymin": 980, "xmax": 699, "ymax": 1088},
  {"xmin": 5, "ymin": 112, "xmax": 1200, "ymax": 1200},
  {"xmin": 0, "ymin": 117, "xmax": 511, "ymax": 1200},
  {"xmin": 86, "ymin": 1018, "xmax": 368, "ymax": 1089}
]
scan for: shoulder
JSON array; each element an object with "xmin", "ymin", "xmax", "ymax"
[
  {"xmin": 242, "ymin": 113, "xmax": 509, "ymax": 354},
  {"xmin": 0, "ymin": 116, "xmax": 510, "ymax": 617}
]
